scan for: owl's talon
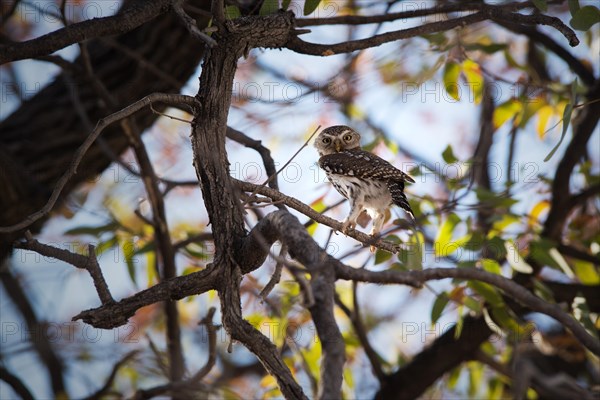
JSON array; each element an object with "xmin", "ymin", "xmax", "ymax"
[{"xmin": 341, "ymin": 221, "xmax": 355, "ymax": 235}]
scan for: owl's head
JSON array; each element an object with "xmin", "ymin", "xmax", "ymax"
[{"xmin": 314, "ymin": 125, "xmax": 361, "ymax": 156}]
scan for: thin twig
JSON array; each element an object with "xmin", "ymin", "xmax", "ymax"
[
  {"xmin": 173, "ymin": 0, "xmax": 217, "ymax": 47},
  {"xmin": 15, "ymin": 232, "xmax": 114, "ymax": 305}
]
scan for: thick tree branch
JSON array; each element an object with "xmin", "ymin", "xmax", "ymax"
[
  {"xmin": 296, "ymin": 1, "xmax": 535, "ymax": 27},
  {"xmin": 0, "ymin": 93, "xmax": 195, "ymax": 234},
  {"xmin": 543, "ymin": 81, "xmax": 600, "ymax": 241},
  {"xmin": 73, "ymin": 266, "xmax": 220, "ymax": 329},
  {"xmin": 0, "ymin": 0, "xmax": 173, "ymax": 64},
  {"xmin": 375, "ymin": 316, "xmax": 492, "ymax": 399},
  {"xmin": 334, "ymin": 265, "xmax": 600, "ymax": 355},
  {"xmin": 288, "ymin": 6, "xmax": 578, "ymax": 57}
]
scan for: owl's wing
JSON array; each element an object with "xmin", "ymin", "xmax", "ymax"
[{"xmin": 318, "ymin": 150, "xmax": 415, "ymax": 183}]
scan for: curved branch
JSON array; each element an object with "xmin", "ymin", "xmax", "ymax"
[
  {"xmin": 82, "ymin": 350, "xmax": 139, "ymax": 400},
  {"xmin": 287, "ymin": 12, "xmax": 489, "ymax": 56},
  {"xmin": 73, "ymin": 265, "xmax": 220, "ymax": 329},
  {"xmin": 288, "ymin": 5, "xmax": 578, "ymax": 57},
  {"xmin": 227, "ymin": 127, "xmax": 280, "ymax": 190},
  {"xmin": 0, "ymin": 93, "xmax": 196, "ymax": 234},
  {"xmin": 497, "ymin": 21, "xmax": 595, "ymax": 86},
  {"xmin": 543, "ymin": 81, "xmax": 600, "ymax": 241},
  {"xmin": 295, "ymin": 1, "xmax": 534, "ymax": 27},
  {"xmin": 335, "ymin": 265, "xmax": 600, "ymax": 356},
  {"xmin": 0, "ymin": 0, "xmax": 173, "ymax": 64},
  {"xmin": 0, "ymin": 367, "xmax": 35, "ymax": 400}
]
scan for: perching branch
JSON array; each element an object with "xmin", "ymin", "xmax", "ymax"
[{"xmin": 235, "ymin": 179, "xmax": 403, "ymax": 254}]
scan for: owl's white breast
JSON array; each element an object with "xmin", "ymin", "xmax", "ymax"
[{"xmin": 327, "ymin": 174, "xmax": 392, "ymax": 218}]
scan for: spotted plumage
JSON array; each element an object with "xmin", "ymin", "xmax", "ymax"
[{"xmin": 314, "ymin": 125, "xmax": 414, "ymax": 245}]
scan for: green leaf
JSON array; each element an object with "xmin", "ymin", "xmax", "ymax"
[
  {"xmin": 490, "ymin": 307, "xmax": 532, "ymax": 337},
  {"xmin": 468, "ymin": 281, "xmax": 504, "ymax": 307},
  {"xmin": 304, "ymin": 0, "xmax": 322, "ymax": 15},
  {"xmin": 546, "ymin": 80, "xmax": 577, "ymax": 161},
  {"xmin": 569, "ymin": 0, "xmax": 581, "ymax": 15},
  {"xmin": 544, "ymin": 102, "xmax": 573, "ymax": 161},
  {"xmin": 468, "ymin": 361, "xmax": 483, "ymax": 396},
  {"xmin": 532, "ymin": 0, "xmax": 548, "ymax": 12},
  {"xmin": 474, "ymin": 187, "xmax": 518, "ymax": 208},
  {"xmin": 398, "ymin": 232, "xmax": 424, "ymax": 270},
  {"xmin": 282, "ymin": 0, "xmax": 292, "ymax": 10},
  {"xmin": 259, "ymin": 0, "xmax": 278, "ymax": 16},
  {"xmin": 463, "ymin": 296, "xmax": 482, "ymax": 314},
  {"xmin": 442, "ymin": 144, "xmax": 459, "ymax": 164},
  {"xmin": 443, "ymin": 61, "xmax": 461, "ymax": 101},
  {"xmin": 572, "ymin": 260, "xmax": 600, "ymax": 284},
  {"xmin": 431, "ymin": 292, "xmax": 450, "ymax": 324},
  {"xmin": 95, "ymin": 236, "xmax": 118, "ymax": 255},
  {"xmin": 480, "ymin": 259, "xmax": 502, "ymax": 275},
  {"xmin": 121, "ymin": 238, "xmax": 137, "ymax": 285},
  {"xmin": 464, "ymin": 43, "xmax": 507, "ymax": 54},
  {"xmin": 454, "ymin": 307, "xmax": 465, "ymax": 339},
  {"xmin": 570, "ymin": 6, "xmax": 600, "ymax": 31},
  {"xmin": 224, "ymin": 5, "xmax": 241, "ymax": 19},
  {"xmin": 374, "ymin": 249, "xmax": 393, "ymax": 265},
  {"xmin": 435, "ymin": 213, "xmax": 461, "ymax": 257},
  {"xmin": 65, "ymin": 221, "xmax": 120, "ymax": 236}
]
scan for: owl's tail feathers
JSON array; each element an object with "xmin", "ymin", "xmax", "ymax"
[{"xmin": 388, "ymin": 181, "xmax": 415, "ymax": 220}]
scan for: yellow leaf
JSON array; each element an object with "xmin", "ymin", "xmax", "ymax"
[
  {"xmin": 493, "ymin": 99, "xmax": 522, "ymax": 129},
  {"xmin": 573, "ymin": 261, "xmax": 600, "ymax": 284},
  {"xmin": 462, "ymin": 59, "xmax": 484, "ymax": 104},
  {"xmin": 529, "ymin": 200, "xmax": 550, "ymax": 227},
  {"xmin": 536, "ymin": 105, "xmax": 554, "ymax": 138}
]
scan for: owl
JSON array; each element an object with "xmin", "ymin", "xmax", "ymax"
[{"xmin": 315, "ymin": 125, "xmax": 415, "ymax": 246}]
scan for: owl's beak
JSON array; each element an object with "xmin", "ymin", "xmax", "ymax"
[{"xmin": 335, "ymin": 140, "xmax": 342, "ymax": 152}]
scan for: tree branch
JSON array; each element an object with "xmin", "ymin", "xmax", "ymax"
[
  {"xmin": 295, "ymin": 1, "xmax": 534, "ymax": 27},
  {"xmin": 288, "ymin": 5, "xmax": 578, "ymax": 57},
  {"xmin": 0, "ymin": 366, "xmax": 35, "ymax": 400},
  {"xmin": 14, "ymin": 233, "xmax": 114, "ymax": 304},
  {"xmin": 543, "ymin": 81, "xmax": 600, "ymax": 241},
  {"xmin": 335, "ymin": 265, "xmax": 600, "ymax": 356},
  {"xmin": 236, "ymin": 179, "xmax": 403, "ymax": 254},
  {"xmin": 0, "ymin": 93, "xmax": 196, "ymax": 234},
  {"xmin": 0, "ymin": 0, "xmax": 173, "ymax": 64},
  {"xmin": 73, "ymin": 266, "xmax": 220, "ymax": 329},
  {"xmin": 82, "ymin": 350, "xmax": 139, "ymax": 400}
]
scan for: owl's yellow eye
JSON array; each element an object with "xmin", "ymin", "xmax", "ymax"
[
  {"xmin": 322, "ymin": 137, "xmax": 331, "ymax": 144},
  {"xmin": 343, "ymin": 134, "xmax": 353, "ymax": 141}
]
